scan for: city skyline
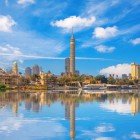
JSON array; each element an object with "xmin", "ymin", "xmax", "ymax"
[{"xmin": 0, "ymin": 0, "xmax": 140, "ymax": 76}]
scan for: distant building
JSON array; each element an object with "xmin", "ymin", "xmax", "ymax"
[
  {"xmin": 122, "ymin": 74, "xmax": 128, "ymax": 79},
  {"xmin": 12, "ymin": 61, "xmax": 18, "ymax": 75},
  {"xmin": 0, "ymin": 68, "xmax": 20, "ymax": 86},
  {"xmin": 25, "ymin": 67, "xmax": 32, "ymax": 77},
  {"xmin": 131, "ymin": 63, "xmax": 140, "ymax": 79},
  {"xmin": 32, "ymin": 65, "xmax": 40, "ymax": 75},
  {"xmin": 75, "ymin": 70, "xmax": 80, "ymax": 75},
  {"xmin": 65, "ymin": 58, "xmax": 70, "ymax": 74},
  {"xmin": 40, "ymin": 72, "xmax": 47, "ymax": 86}
]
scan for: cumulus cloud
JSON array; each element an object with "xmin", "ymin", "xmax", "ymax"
[
  {"xmin": 17, "ymin": 0, "xmax": 35, "ymax": 5},
  {"xmin": 131, "ymin": 38, "xmax": 140, "ymax": 45},
  {"xmin": 100, "ymin": 64, "xmax": 131, "ymax": 77},
  {"xmin": 0, "ymin": 15, "xmax": 16, "ymax": 32},
  {"xmin": 51, "ymin": 16, "xmax": 96, "ymax": 32},
  {"xmin": 94, "ymin": 45, "xmax": 115, "ymax": 53},
  {"xmin": 93, "ymin": 26, "xmax": 118, "ymax": 39}
]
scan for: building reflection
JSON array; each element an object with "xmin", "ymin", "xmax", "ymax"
[
  {"xmin": 131, "ymin": 96, "xmax": 140, "ymax": 115},
  {"xmin": 64, "ymin": 101, "xmax": 76, "ymax": 139},
  {"xmin": 70, "ymin": 102, "xmax": 75, "ymax": 140},
  {"xmin": 0, "ymin": 90, "xmax": 140, "ymax": 139}
]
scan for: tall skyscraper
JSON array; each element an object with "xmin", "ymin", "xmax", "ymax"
[
  {"xmin": 70, "ymin": 30, "xmax": 75, "ymax": 74},
  {"xmin": 131, "ymin": 63, "xmax": 140, "ymax": 79},
  {"xmin": 12, "ymin": 61, "xmax": 18, "ymax": 75},
  {"xmin": 32, "ymin": 65, "xmax": 40, "ymax": 75},
  {"xmin": 25, "ymin": 67, "xmax": 32, "ymax": 77},
  {"xmin": 65, "ymin": 58, "xmax": 70, "ymax": 74}
]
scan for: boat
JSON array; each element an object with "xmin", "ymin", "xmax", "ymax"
[{"xmin": 83, "ymin": 84, "xmax": 106, "ymax": 90}]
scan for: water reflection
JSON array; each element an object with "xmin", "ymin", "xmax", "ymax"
[{"xmin": 0, "ymin": 90, "xmax": 140, "ymax": 139}]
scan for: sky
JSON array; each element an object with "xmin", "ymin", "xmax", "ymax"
[{"xmin": 0, "ymin": 0, "xmax": 140, "ymax": 76}]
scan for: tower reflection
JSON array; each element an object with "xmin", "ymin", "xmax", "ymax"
[{"xmin": 70, "ymin": 102, "xmax": 75, "ymax": 140}]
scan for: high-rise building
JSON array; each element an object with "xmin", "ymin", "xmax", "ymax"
[
  {"xmin": 12, "ymin": 61, "xmax": 18, "ymax": 75},
  {"xmin": 70, "ymin": 31, "xmax": 75, "ymax": 74},
  {"xmin": 131, "ymin": 63, "xmax": 140, "ymax": 79},
  {"xmin": 65, "ymin": 58, "xmax": 70, "ymax": 74},
  {"xmin": 25, "ymin": 67, "xmax": 32, "ymax": 77},
  {"xmin": 32, "ymin": 65, "xmax": 40, "ymax": 75}
]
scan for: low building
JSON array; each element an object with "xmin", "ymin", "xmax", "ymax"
[
  {"xmin": 122, "ymin": 74, "xmax": 128, "ymax": 79},
  {"xmin": 40, "ymin": 72, "xmax": 47, "ymax": 86},
  {"xmin": 0, "ymin": 68, "xmax": 20, "ymax": 86}
]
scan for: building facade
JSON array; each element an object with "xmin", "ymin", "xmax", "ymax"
[
  {"xmin": 65, "ymin": 58, "xmax": 70, "ymax": 74},
  {"xmin": 25, "ymin": 67, "xmax": 32, "ymax": 77},
  {"xmin": 12, "ymin": 61, "xmax": 18, "ymax": 75},
  {"xmin": 131, "ymin": 63, "xmax": 140, "ymax": 79},
  {"xmin": 32, "ymin": 65, "xmax": 40, "ymax": 75},
  {"xmin": 70, "ymin": 32, "xmax": 75, "ymax": 74},
  {"xmin": 0, "ymin": 68, "xmax": 19, "ymax": 86}
]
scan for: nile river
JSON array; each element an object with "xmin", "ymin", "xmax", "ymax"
[{"xmin": 0, "ymin": 90, "xmax": 140, "ymax": 140}]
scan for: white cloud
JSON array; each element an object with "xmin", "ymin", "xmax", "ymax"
[
  {"xmin": 100, "ymin": 64, "xmax": 131, "ymax": 77},
  {"xmin": 131, "ymin": 132, "xmax": 140, "ymax": 139},
  {"xmin": 17, "ymin": 0, "xmax": 35, "ymax": 5},
  {"xmin": 93, "ymin": 26, "xmax": 118, "ymax": 39},
  {"xmin": 0, "ymin": 15, "xmax": 16, "ymax": 32},
  {"xmin": 100, "ymin": 99, "xmax": 131, "ymax": 114},
  {"xmin": 51, "ymin": 16, "xmax": 96, "ymax": 32},
  {"xmin": 94, "ymin": 45, "xmax": 115, "ymax": 53},
  {"xmin": 0, "ymin": 44, "xmax": 23, "ymax": 62},
  {"xmin": 131, "ymin": 38, "xmax": 140, "ymax": 45},
  {"xmin": 0, "ymin": 30, "xmax": 65, "ymax": 63},
  {"xmin": 0, "ymin": 44, "xmax": 22, "ymax": 55},
  {"xmin": 82, "ymin": 0, "xmax": 120, "ymax": 17}
]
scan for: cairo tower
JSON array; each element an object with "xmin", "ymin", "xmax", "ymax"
[{"xmin": 70, "ymin": 31, "xmax": 75, "ymax": 74}]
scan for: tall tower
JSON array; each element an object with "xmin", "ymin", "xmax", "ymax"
[
  {"xmin": 12, "ymin": 61, "xmax": 18, "ymax": 75},
  {"xmin": 70, "ymin": 29, "xmax": 75, "ymax": 75}
]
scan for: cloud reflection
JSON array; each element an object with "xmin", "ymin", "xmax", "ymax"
[
  {"xmin": 0, "ymin": 115, "xmax": 67, "ymax": 139},
  {"xmin": 100, "ymin": 100, "xmax": 131, "ymax": 114}
]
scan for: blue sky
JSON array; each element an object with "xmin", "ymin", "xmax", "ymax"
[{"xmin": 0, "ymin": 0, "xmax": 140, "ymax": 76}]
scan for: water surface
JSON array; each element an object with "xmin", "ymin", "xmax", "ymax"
[{"xmin": 0, "ymin": 90, "xmax": 140, "ymax": 140}]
